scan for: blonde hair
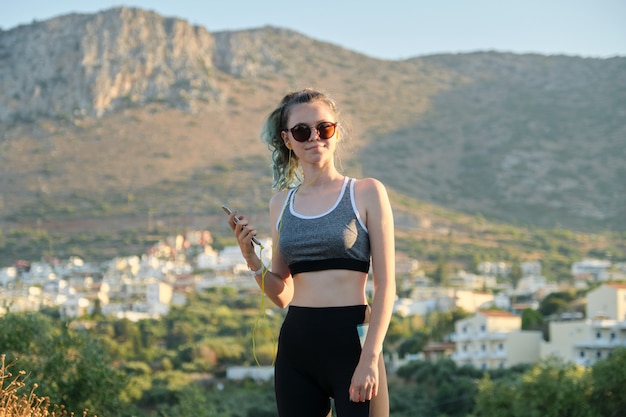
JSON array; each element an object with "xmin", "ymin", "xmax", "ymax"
[{"xmin": 260, "ymin": 88, "xmax": 340, "ymax": 190}]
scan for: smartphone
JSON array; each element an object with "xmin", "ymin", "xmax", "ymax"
[{"xmin": 222, "ymin": 205, "xmax": 261, "ymax": 245}]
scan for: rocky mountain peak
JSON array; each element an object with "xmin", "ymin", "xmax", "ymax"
[{"xmin": 0, "ymin": 8, "xmax": 294, "ymax": 121}]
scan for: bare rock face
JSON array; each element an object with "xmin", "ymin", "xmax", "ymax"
[{"xmin": 0, "ymin": 7, "xmax": 228, "ymax": 121}]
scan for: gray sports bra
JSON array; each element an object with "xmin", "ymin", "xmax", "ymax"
[{"xmin": 277, "ymin": 177, "xmax": 371, "ymax": 275}]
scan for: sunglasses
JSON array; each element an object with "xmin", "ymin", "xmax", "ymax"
[{"xmin": 284, "ymin": 122, "xmax": 338, "ymax": 142}]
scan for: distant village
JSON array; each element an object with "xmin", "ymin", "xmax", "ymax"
[{"xmin": 2, "ymin": 229, "xmax": 625, "ymax": 380}]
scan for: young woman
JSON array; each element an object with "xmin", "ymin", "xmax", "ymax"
[{"xmin": 227, "ymin": 88, "xmax": 395, "ymax": 417}]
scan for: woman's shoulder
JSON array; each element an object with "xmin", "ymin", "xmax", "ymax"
[
  {"xmin": 269, "ymin": 188, "xmax": 292, "ymax": 212},
  {"xmin": 352, "ymin": 177, "xmax": 387, "ymax": 196}
]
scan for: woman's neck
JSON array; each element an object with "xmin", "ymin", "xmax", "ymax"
[{"xmin": 300, "ymin": 164, "xmax": 343, "ymax": 190}]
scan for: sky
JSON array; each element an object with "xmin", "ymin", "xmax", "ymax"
[{"xmin": 1, "ymin": 0, "xmax": 625, "ymax": 60}]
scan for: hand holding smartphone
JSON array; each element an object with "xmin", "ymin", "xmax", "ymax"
[{"xmin": 222, "ymin": 205, "xmax": 261, "ymax": 246}]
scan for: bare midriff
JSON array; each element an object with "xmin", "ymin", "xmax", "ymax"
[{"xmin": 290, "ymin": 269, "xmax": 368, "ymax": 307}]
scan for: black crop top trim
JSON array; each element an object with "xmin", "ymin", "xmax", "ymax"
[{"xmin": 289, "ymin": 258, "xmax": 370, "ymax": 275}]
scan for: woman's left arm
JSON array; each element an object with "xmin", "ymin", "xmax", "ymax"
[{"xmin": 350, "ymin": 178, "xmax": 396, "ymax": 402}]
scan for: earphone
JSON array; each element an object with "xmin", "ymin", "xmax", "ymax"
[{"xmin": 250, "ymin": 199, "xmax": 293, "ymax": 367}]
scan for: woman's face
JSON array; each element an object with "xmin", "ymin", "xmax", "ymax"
[{"xmin": 281, "ymin": 101, "xmax": 339, "ymax": 164}]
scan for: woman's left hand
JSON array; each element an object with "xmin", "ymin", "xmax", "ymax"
[{"xmin": 349, "ymin": 358, "xmax": 379, "ymax": 402}]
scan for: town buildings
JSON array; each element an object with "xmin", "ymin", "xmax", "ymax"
[
  {"xmin": 0, "ymin": 231, "xmax": 271, "ymax": 319},
  {"xmin": 450, "ymin": 310, "xmax": 542, "ymax": 370},
  {"xmin": 1, "ymin": 233, "xmax": 624, "ymax": 372},
  {"xmin": 541, "ymin": 283, "xmax": 626, "ymax": 366},
  {"xmin": 446, "ymin": 283, "xmax": 626, "ymax": 370}
]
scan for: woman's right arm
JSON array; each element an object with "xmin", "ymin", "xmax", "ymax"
[{"xmin": 228, "ymin": 192, "xmax": 294, "ymax": 308}]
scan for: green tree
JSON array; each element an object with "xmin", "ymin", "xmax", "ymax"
[
  {"xmin": 0, "ymin": 312, "xmax": 127, "ymax": 416},
  {"xmin": 521, "ymin": 308, "xmax": 545, "ymax": 336},
  {"xmin": 474, "ymin": 374, "xmax": 519, "ymax": 417},
  {"xmin": 397, "ymin": 331, "xmax": 428, "ymax": 357},
  {"xmin": 538, "ymin": 290, "xmax": 576, "ymax": 317},
  {"xmin": 469, "ymin": 253, "xmax": 482, "ymax": 274},
  {"xmin": 43, "ymin": 329, "xmax": 127, "ymax": 415},
  {"xmin": 394, "ymin": 359, "xmax": 479, "ymax": 417},
  {"xmin": 161, "ymin": 381, "xmax": 276, "ymax": 417},
  {"xmin": 589, "ymin": 347, "xmax": 626, "ymax": 417},
  {"xmin": 425, "ymin": 309, "xmax": 470, "ymax": 342},
  {"xmin": 514, "ymin": 357, "xmax": 592, "ymax": 417},
  {"xmin": 475, "ymin": 356, "xmax": 593, "ymax": 417},
  {"xmin": 0, "ymin": 312, "xmax": 52, "ymax": 357},
  {"xmin": 432, "ymin": 253, "xmax": 447, "ymax": 285},
  {"xmin": 510, "ymin": 259, "xmax": 523, "ymax": 291}
]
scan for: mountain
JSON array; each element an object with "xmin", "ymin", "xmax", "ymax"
[{"xmin": 0, "ymin": 6, "xmax": 624, "ymax": 247}]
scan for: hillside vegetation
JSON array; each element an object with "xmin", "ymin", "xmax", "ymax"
[
  {"xmin": 0, "ymin": 7, "xmax": 624, "ymax": 266},
  {"xmin": 2, "ymin": 289, "xmax": 626, "ymax": 417}
]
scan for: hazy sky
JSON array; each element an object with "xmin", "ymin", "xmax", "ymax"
[{"xmin": 1, "ymin": 0, "xmax": 625, "ymax": 60}]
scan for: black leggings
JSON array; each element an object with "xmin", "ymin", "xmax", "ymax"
[{"xmin": 274, "ymin": 305, "xmax": 370, "ymax": 417}]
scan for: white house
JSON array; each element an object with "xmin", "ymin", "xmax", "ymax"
[
  {"xmin": 451, "ymin": 310, "xmax": 542, "ymax": 370},
  {"xmin": 448, "ymin": 270, "xmax": 497, "ymax": 290},
  {"xmin": 541, "ymin": 283, "xmax": 626, "ymax": 366},
  {"xmin": 59, "ymin": 296, "xmax": 91, "ymax": 319},
  {"xmin": 454, "ymin": 290, "xmax": 494, "ymax": 313},
  {"xmin": 586, "ymin": 282, "xmax": 626, "ymax": 320},
  {"xmin": 226, "ymin": 366, "xmax": 274, "ymax": 382},
  {"xmin": 521, "ymin": 261, "xmax": 542, "ymax": 277},
  {"xmin": 394, "ymin": 297, "xmax": 441, "ymax": 317},
  {"xmin": 477, "ymin": 261, "xmax": 510, "ymax": 277},
  {"xmin": 572, "ymin": 259, "xmax": 611, "ymax": 282},
  {"xmin": 573, "ymin": 318, "xmax": 625, "ymax": 366},
  {"xmin": 145, "ymin": 281, "xmax": 174, "ymax": 315},
  {"xmin": 197, "ymin": 246, "xmax": 219, "ymax": 269},
  {"xmin": 540, "ymin": 320, "xmax": 589, "ymax": 363},
  {"xmin": 0, "ymin": 267, "xmax": 17, "ymax": 286}
]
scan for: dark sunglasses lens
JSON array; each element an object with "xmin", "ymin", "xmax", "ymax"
[
  {"xmin": 318, "ymin": 123, "xmax": 336, "ymax": 139},
  {"xmin": 291, "ymin": 125, "xmax": 311, "ymax": 142}
]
